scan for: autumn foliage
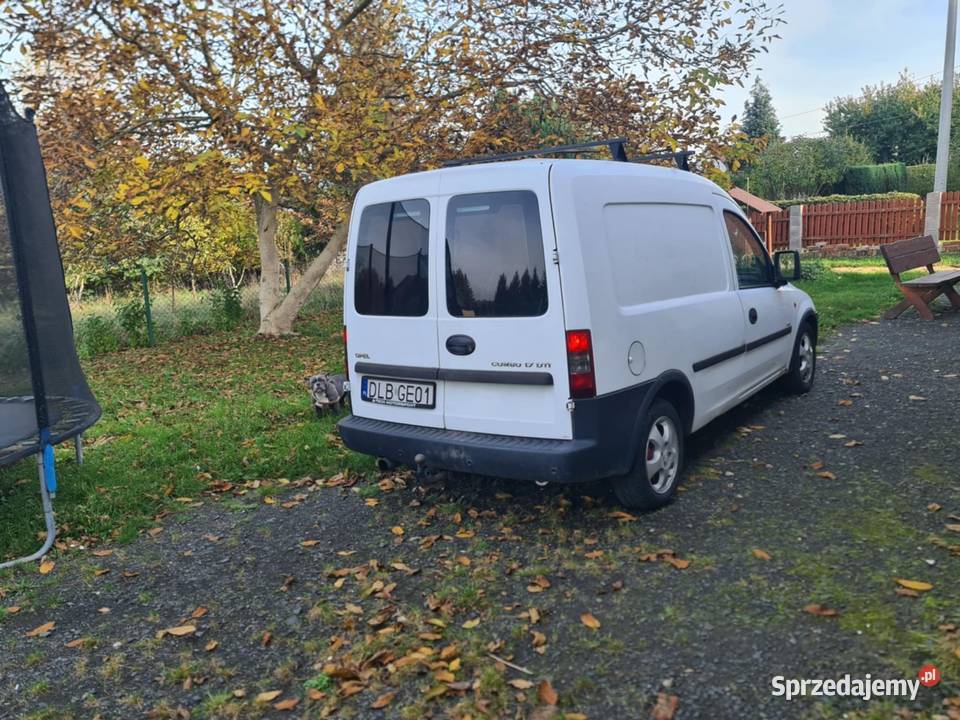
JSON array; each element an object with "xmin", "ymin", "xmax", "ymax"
[{"xmin": 2, "ymin": 0, "xmax": 782, "ymax": 333}]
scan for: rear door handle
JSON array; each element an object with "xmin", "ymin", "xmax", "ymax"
[
  {"xmin": 748, "ymin": 308, "xmax": 758, "ymax": 324},
  {"xmin": 445, "ymin": 334, "xmax": 476, "ymax": 356}
]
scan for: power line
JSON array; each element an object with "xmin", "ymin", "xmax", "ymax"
[{"xmin": 778, "ymin": 65, "xmax": 959, "ymax": 123}]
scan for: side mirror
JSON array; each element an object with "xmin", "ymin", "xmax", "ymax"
[{"xmin": 773, "ymin": 250, "xmax": 801, "ymax": 285}]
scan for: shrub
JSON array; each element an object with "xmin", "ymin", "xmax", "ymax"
[
  {"xmin": 905, "ymin": 164, "xmax": 935, "ymax": 195},
  {"xmin": 799, "ymin": 257, "xmax": 828, "ymax": 282},
  {"xmin": 75, "ymin": 315, "xmax": 121, "ymax": 358},
  {"xmin": 210, "ymin": 284, "xmax": 244, "ymax": 329},
  {"xmin": 116, "ymin": 297, "xmax": 148, "ymax": 346},
  {"xmin": 841, "ymin": 163, "xmax": 907, "ymax": 194}
]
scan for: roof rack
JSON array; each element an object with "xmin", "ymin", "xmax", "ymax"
[{"xmin": 441, "ymin": 138, "xmax": 693, "ymax": 170}]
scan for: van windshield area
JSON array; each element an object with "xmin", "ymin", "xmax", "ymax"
[
  {"xmin": 354, "ymin": 199, "xmax": 429, "ymax": 316},
  {"xmin": 445, "ymin": 190, "xmax": 548, "ymax": 318}
]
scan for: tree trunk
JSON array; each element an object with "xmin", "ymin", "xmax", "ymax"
[
  {"xmin": 257, "ymin": 216, "xmax": 349, "ymax": 336},
  {"xmin": 254, "ymin": 192, "xmax": 285, "ymax": 334}
]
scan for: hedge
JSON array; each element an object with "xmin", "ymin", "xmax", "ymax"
[
  {"xmin": 906, "ymin": 164, "xmax": 936, "ymax": 196},
  {"xmin": 770, "ymin": 191, "xmax": 920, "ymax": 209},
  {"xmin": 841, "ymin": 163, "xmax": 907, "ymax": 194}
]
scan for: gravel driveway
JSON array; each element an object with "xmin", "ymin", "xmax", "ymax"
[{"xmin": 2, "ymin": 312, "xmax": 959, "ymax": 720}]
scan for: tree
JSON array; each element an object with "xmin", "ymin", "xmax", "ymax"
[
  {"xmin": 823, "ymin": 74, "xmax": 943, "ymax": 165},
  {"xmin": 743, "ymin": 135, "xmax": 871, "ymax": 199},
  {"xmin": 741, "ymin": 77, "xmax": 781, "ymax": 141},
  {"xmin": 8, "ymin": 0, "xmax": 783, "ymax": 334}
]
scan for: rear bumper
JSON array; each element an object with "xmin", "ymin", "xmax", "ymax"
[
  {"xmin": 337, "ymin": 377, "xmax": 665, "ymax": 484},
  {"xmin": 337, "ymin": 415, "xmax": 605, "ymax": 483}
]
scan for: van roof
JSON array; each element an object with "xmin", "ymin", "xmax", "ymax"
[{"xmin": 360, "ymin": 158, "xmax": 723, "ymax": 194}]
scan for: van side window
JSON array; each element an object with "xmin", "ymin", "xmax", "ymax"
[
  {"xmin": 723, "ymin": 211, "xmax": 772, "ymax": 288},
  {"xmin": 445, "ymin": 191, "xmax": 548, "ymax": 318},
  {"xmin": 354, "ymin": 199, "xmax": 429, "ymax": 316}
]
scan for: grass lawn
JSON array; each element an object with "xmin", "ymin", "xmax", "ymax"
[
  {"xmin": 2, "ymin": 255, "xmax": 959, "ymax": 560},
  {"xmin": 797, "ymin": 253, "xmax": 960, "ymax": 333},
  {"xmin": 0, "ymin": 304, "xmax": 373, "ymax": 560}
]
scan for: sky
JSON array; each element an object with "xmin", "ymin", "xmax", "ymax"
[{"xmin": 719, "ymin": 0, "xmax": 954, "ymax": 138}]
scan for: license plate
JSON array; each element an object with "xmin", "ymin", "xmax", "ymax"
[{"xmin": 361, "ymin": 376, "xmax": 436, "ymax": 409}]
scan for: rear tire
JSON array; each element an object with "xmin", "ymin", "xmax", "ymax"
[
  {"xmin": 783, "ymin": 322, "xmax": 816, "ymax": 394},
  {"xmin": 611, "ymin": 399, "xmax": 683, "ymax": 511}
]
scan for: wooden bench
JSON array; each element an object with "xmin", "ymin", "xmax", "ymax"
[{"xmin": 880, "ymin": 235, "xmax": 960, "ymax": 320}]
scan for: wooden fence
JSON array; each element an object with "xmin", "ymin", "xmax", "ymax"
[
  {"xmin": 802, "ymin": 198, "xmax": 924, "ymax": 247},
  {"xmin": 747, "ymin": 209, "xmax": 790, "ymax": 250},
  {"xmin": 940, "ymin": 191, "xmax": 960, "ymax": 243}
]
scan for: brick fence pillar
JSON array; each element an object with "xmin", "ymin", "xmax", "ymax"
[
  {"xmin": 788, "ymin": 205, "xmax": 803, "ymax": 251},
  {"xmin": 924, "ymin": 191, "xmax": 942, "ymax": 246}
]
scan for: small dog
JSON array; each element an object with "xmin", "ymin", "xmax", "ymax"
[{"xmin": 305, "ymin": 373, "xmax": 348, "ymax": 416}]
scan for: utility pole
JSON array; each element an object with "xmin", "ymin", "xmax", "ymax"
[{"xmin": 934, "ymin": 0, "xmax": 958, "ymax": 192}]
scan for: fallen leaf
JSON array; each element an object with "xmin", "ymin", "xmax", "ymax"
[
  {"xmin": 164, "ymin": 625, "xmax": 196, "ymax": 637},
  {"xmin": 752, "ymin": 548, "xmax": 772, "ymax": 561},
  {"xmin": 204, "ymin": 640, "xmax": 219, "ymax": 652},
  {"xmin": 894, "ymin": 578, "xmax": 933, "ymax": 592},
  {"xmin": 274, "ymin": 698, "xmax": 299, "ymax": 711},
  {"xmin": 843, "ymin": 440, "xmax": 863, "ymax": 448},
  {"xmin": 663, "ymin": 556, "xmax": 690, "ymax": 570},
  {"xmin": 837, "ymin": 399, "xmax": 853, "ymax": 406},
  {"xmin": 391, "ymin": 526, "xmax": 404, "ymax": 536},
  {"xmin": 6, "ymin": 606, "xmax": 20, "ymax": 615},
  {"xmin": 371, "ymin": 691, "xmax": 396, "ymax": 709},
  {"xmin": 461, "ymin": 618, "xmax": 480, "ymax": 629},
  {"xmin": 828, "ymin": 433, "xmax": 847, "ymax": 440},
  {"xmin": 256, "ymin": 690, "xmax": 282, "ymax": 703},
  {"xmin": 608, "ymin": 510, "xmax": 637, "ymax": 521},
  {"xmin": 816, "ymin": 471, "xmax": 837, "ymax": 480},
  {"xmin": 509, "ymin": 679, "xmax": 534, "ymax": 689},
  {"xmin": 91, "ymin": 549, "xmax": 114, "ymax": 557},
  {"xmin": 803, "ymin": 603, "xmax": 839, "ymax": 617},
  {"xmin": 191, "ymin": 606, "xmax": 208, "ymax": 619},
  {"xmin": 946, "ymin": 524, "xmax": 960, "ymax": 534},
  {"xmin": 538, "ymin": 680, "xmax": 559, "ymax": 706},
  {"xmin": 147, "ymin": 527, "xmax": 163, "ymax": 537},
  {"xmin": 300, "ymin": 539, "xmax": 320, "ymax": 547},
  {"xmin": 580, "ymin": 612, "xmax": 601, "ymax": 630},
  {"xmin": 909, "ymin": 395, "xmax": 927, "ymax": 402},
  {"xmin": 64, "ymin": 638, "xmax": 85, "ymax": 648},
  {"xmin": 928, "ymin": 503, "xmax": 942, "ymax": 512},
  {"xmin": 25, "ymin": 621, "xmax": 55, "ymax": 637},
  {"xmin": 895, "ymin": 587, "xmax": 920, "ymax": 598},
  {"xmin": 810, "ymin": 460, "xmax": 825, "ymax": 471},
  {"xmin": 651, "ymin": 692, "xmax": 679, "ymax": 720},
  {"xmin": 39, "ymin": 560, "xmax": 55, "ymax": 575}
]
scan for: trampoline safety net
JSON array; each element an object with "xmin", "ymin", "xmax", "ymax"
[{"xmin": 0, "ymin": 81, "xmax": 100, "ymax": 469}]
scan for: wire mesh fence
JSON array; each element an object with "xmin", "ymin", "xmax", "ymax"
[{"xmin": 71, "ymin": 260, "xmax": 345, "ymax": 359}]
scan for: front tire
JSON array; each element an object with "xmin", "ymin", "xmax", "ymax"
[
  {"xmin": 783, "ymin": 322, "xmax": 816, "ymax": 394},
  {"xmin": 611, "ymin": 399, "xmax": 684, "ymax": 511}
]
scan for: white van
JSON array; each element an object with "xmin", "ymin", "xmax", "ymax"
[{"xmin": 337, "ymin": 144, "xmax": 817, "ymax": 509}]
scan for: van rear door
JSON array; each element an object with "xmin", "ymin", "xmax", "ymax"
[
  {"xmin": 437, "ymin": 182, "xmax": 571, "ymax": 440},
  {"xmin": 346, "ymin": 190, "xmax": 444, "ymax": 429}
]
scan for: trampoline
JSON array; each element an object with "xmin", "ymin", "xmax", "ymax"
[{"xmin": 0, "ymin": 81, "xmax": 100, "ymax": 567}]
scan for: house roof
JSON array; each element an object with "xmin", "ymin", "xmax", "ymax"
[{"xmin": 728, "ymin": 186, "xmax": 780, "ymax": 214}]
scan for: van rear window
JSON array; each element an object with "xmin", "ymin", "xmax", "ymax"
[
  {"xmin": 445, "ymin": 191, "xmax": 548, "ymax": 318},
  {"xmin": 354, "ymin": 199, "xmax": 429, "ymax": 317}
]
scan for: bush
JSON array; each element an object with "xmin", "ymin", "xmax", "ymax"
[
  {"xmin": 905, "ymin": 164, "xmax": 935, "ymax": 195},
  {"xmin": 210, "ymin": 284, "xmax": 244, "ymax": 329},
  {"xmin": 799, "ymin": 257, "xmax": 828, "ymax": 282},
  {"xmin": 116, "ymin": 297, "xmax": 148, "ymax": 346},
  {"xmin": 75, "ymin": 315, "xmax": 121, "ymax": 358},
  {"xmin": 771, "ymin": 191, "xmax": 920, "ymax": 208},
  {"xmin": 841, "ymin": 163, "xmax": 907, "ymax": 194}
]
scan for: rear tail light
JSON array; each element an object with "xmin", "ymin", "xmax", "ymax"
[
  {"xmin": 566, "ymin": 329, "xmax": 596, "ymax": 399},
  {"xmin": 343, "ymin": 326, "xmax": 349, "ymax": 381}
]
